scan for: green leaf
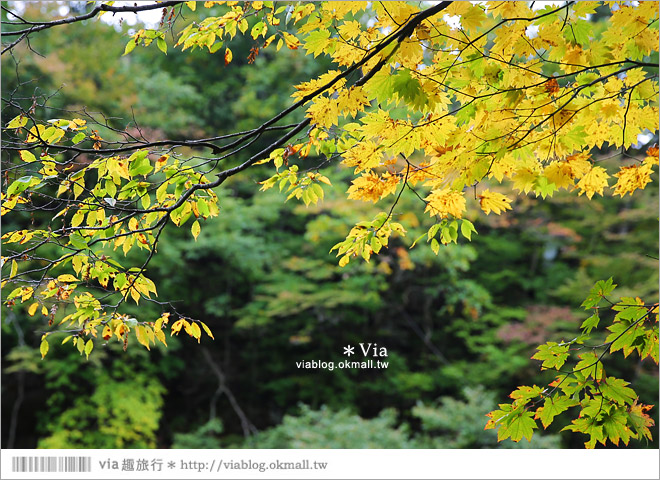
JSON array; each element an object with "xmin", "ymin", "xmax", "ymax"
[
  {"xmin": 430, "ymin": 238, "xmax": 440, "ymax": 255},
  {"xmin": 251, "ymin": 21, "xmax": 267, "ymax": 40},
  {"xmin": 499, "ymin": 410, "xmax": 537, "ymax": 442},
  {"xmin": 580, "ymin": 312, "xmax": 599, "ymax": 334},
  {"xmin": 600, "ymin": 377, "xmax": 636, "ymax": 405},
  {"xmin": 84, "ymin": 339, "xmax": 94, "ymax": 360},
  {"xmin": 563, "ymin": 417, "xmax": 605, "ymax": 448},
  {"xmin": 370, "ymin": 236, "xmax": 382, "ymax": 254},
  {"xmin": 606, "ymin": 321, "xmax": 644, "ymax": 357},
  {"xmin": 574, "ymin": 352, "xmax": 603, "ymax": 380},
  {"xmin": 531, "ymin": 342, "xmax": 570, "ymax": 370},
  {"xmin": 601, "ymin": 406, "xmax": 632, "ymax": 446},
  {"xmin": 533, "ymin": 176, "xmax": 557, "ymax": 199},
  {"xmin": 123, "ymin": 39, "xmax": 137, "ymax": 56},
  {"xmin": 304, "ymin": 29, "xmax": 331, "ymax": 57},
  {"xmin": 536, "ymin": 395, "xmax": 578, "ymax": 428},
  {"xmin": 40, "ymin": 339, "xmax": 49, "ymax": 359},
  {"xmin": 7, "ymin": 175, "xmax": 40, "ymax": 196},
  {"xmin": 209, "ymin": 40, "xmax": 223, "ymax": 54},
  {"xmin": 460, "ymin": 219, "xmax": 477, "ymax": 241},
  {"xmin": 509, "ymin": 385, "xmax": 544, "ymax": 404},
  {"xmin": 581, "ymin": 278, "xmax": 616, "ymax": 309},
  {"xmin": 68, "ymin": 232, "xmax": 88, "ymax": 250},
  {"xmin": 71, "ymin": 132, "xmax": 86, "ymax": 144},
  {"xmin": 157, "ymin": 36, "xmax": 167, "ymax": 54}
]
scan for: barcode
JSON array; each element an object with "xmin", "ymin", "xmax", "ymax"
[{"xmin": 11, "ymin": 456, "xmax": 91, "ymax": 473}]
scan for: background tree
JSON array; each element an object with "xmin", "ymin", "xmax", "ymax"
[{"xmin": 1, "ymin": 1, "xmax": 657, "ymax": 449}]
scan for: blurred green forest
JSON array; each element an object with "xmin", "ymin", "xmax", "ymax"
[{"xmin": 1, "ymin": 2, "xmax": 658, "ymax": 449}]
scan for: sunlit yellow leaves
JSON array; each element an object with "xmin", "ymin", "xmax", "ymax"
[
  {"xmin": 322, "ymin": 1, "xmax": 367, "ymax": 19},
  {"xmin": 19, "ymin": 150, "xmax": 36, "ymax": 163},
  {"xmin": 292, "ymin": 70, "xmax": 345, "ymax": 101},
  {"xmin": 576, "ymin": 166, "xmax": 609, "ymax": 199},
  {"xmin": 27, "ymin": 302, "xmax": 39, "ymax": 316},
  {"xmin": 613, "ymin": 164, "xmax": 654, "ymax": 197},
  {"xmin": 645, "ymin": 146, "xmax": 659, "ymax": 167},
  {"xmin": 282, "ymin": 32, "xmax": 300, "ymax": 50},
  {"xmin": 564, "ymin": 153, "xmax": 593, "ymax": 178},
  {"xmin": 341, "ymin": 141, "xmax": 382, "ymax": 173},
  {"xmin": 6, "ymin": 115, "xmax": 27, "ymax": 129},
  {"xmin": 40, "ymin": 338, "xmax": 49, "ymax": 359},
  {"xmin": 306, "ymin": 96, "xmax": 339, "ymax": 129},
  {"xmin": 136, "ymin": 325, "xmax": 151, "ymax": 350},
  {"xmin": 424, "ymin": 188, "xmax": 466, "ymax": 219},
  {"xmin": 478, "ymin": 190, "xmax": 512, "ymax": 215},
  {"xmin": 224, "ymin": 47, "xmax": 233, "ymax": 65},
  {"xmin": 336, "ymin": 87, "xmax": 369, "ymax": 117},
  {"xmin": 347, "ymin": 172, "xmax": 399, "ymax": 203},
  {"xmin": 512, "ymin": 168, "xmax": 539, "ymax": 194},
  {"xmin": 544, "ymin": 161, "xmax": 575, "ymax": 190},
  {"xmin": 191, "ymin": 220, "xmax": 201, "ymax": 240},
  {"xmin": 331, "ymin": 212, "xmax": 406, "ymax": 266}
]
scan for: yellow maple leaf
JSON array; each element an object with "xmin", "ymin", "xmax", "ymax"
[
  {"xmin": 424, "ymin": 188, "xmax": 466, "ymax": 218},
  {"xmin": 337, "ymin": 86, "xmax": 369, "ymax": 117},
  {"xmin": 544, "ymin": 161, "xmax": 575, "ymax": 190},
  {"xmin": 338, "ymin": 20, "xmax": 362, "ymax": 40},
  {"xmin": 613, "ymin": 164, "xmax": 654, "ymax": 197},
  {"xmin": 512, "ymin": 167, "xmax": 538, "ymax": 194},
  {"xmin": 478, "ymin": 189, "xmax": 512, "ymax": 215},
  {"xmin": 565, "ymin": 152, "xmax": 593, "ymax": 178},
  {"xmin": 342, "ymin": 141, "xmax": 382, "ymax": 173},
  {"xmin": 347, "ymin": 172, "xmax": 399, "ymax": 203},
  {"xmin": 306, "ymin": 96, "xmax": 339, "ymax": 129},
  {"xmin": 644, "ymin": 146, "xmax": 659, "ymax": 167},
  {"xmin": 488, "ymin": 155, "xmax": 518, "ymax": 183},
  {"xmin": 576, "ymin": 165, "xmax": 609, "ymax": 199}
]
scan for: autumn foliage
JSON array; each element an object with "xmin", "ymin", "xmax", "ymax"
[{"xmin": 1, "ymin": 1, "xmax": 658, "ymax": 448}]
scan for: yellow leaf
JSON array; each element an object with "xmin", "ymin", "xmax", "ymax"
[
  {"xmin": 190, "ymin": 322, "xmax": 201, "ymax": 342},
  {"xmin": 155, "ymin": 154, "xmax": 169, "ymax": 173},
  {"xmin": 170, "ymin": 319, "xmax": 184, "ymax": 336},
  {"xmin": 21, "ymin": 287, "xmax": 34, "ymax": 303},
  {"xmin": 191, "ymin": 220, "xmax": 201, "ymax": 240},
  {"xmin": 186, "ymin": 1, "xmax": 196, "ymax": 10},
  {"xmin": 424, "ymin": 188, "xmax": 466, "ymax": 218},
  {"xmin": 478, "ymin": 189, "xmax": 513, "ymax": 215},
  {"xmin": 19, "ymin": 150, "xmax": 37, "ymax": 163},
  {"xmin": 576, "ymin": 166, "xmax": 609, "ymax": 199},
  {"xmin": 136, "ymin": 325, "xmax": 150, "ymax": 350},
  {"xmin": 10, "ymin": 259, "xmax": 17, "ymax": 278},
  {"xmin": 57, "ymin": 274, "xmax": 78, "ymax": 283},
  {"xmin": 155, "ymin": 328, "xmax": 167, "ymax": 346},
  {"xmin": 224, "ymin": 47, "xmax": 233, "ymax": 65},
  {"xmin": 613, "ymin": 164, "xmax": 653, "ymax": 197},
  {"xmin": 40, "ymin": 339, "xmax": 49, "ymax": 359},
  {"xmin": 28, "ymin": 302, "xmax": 39, "ymax": 316},
  {"xmin": 339, "ymin": 255, "xmax": 350, "ymax": 267},
  {"xmin": 200, "ymin": 321, "xmax": 215, "ymax": 340},
  {"xmin": 84, "ymin": 339, "xmax": 94, "ymax": 359},
  {"xmin": 102, "ymin": 325, "xmax": 113, "ymax": 340}
]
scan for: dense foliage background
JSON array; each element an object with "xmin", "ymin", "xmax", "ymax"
[{"xmin": 1, "ymin": 2, "xmax": 658, "ymax": 449}]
